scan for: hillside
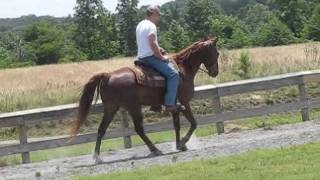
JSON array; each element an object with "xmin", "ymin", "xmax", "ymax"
[{"xmin": 0, "ymin": 15, "xmax": 67, "ymax": 32}]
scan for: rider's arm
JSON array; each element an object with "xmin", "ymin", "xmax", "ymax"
[{"xmin": 148, "ymin": 34, "xmax": 167, "ymax": 61}]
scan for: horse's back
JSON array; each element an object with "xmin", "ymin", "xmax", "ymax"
[
  {"xmin": 100, "ymin": 67, "xmax": 165, "ymax": 106},
  {"xmin": 108, "ymin": 67, "xmax": 137, "ymax": 86}
]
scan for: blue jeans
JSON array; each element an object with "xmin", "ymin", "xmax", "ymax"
[{"xmin": 139, "ymin": 56, "xmax": 179, "ymax": 106}]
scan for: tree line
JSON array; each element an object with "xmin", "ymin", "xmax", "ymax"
[{"xmin": 0, "ymin": 0, "xmax": 320, "ymax": 69}]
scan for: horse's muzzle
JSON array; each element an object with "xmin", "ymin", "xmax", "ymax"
[
  {"xmin": 208, "ymin": 66, "xmax": 219, "ymax": 77},
  {"xmin": 209, "ymin": 71, "xmax": 218, "ymax": 77}
]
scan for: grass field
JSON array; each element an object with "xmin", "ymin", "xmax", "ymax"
[
  {"xmin": 0, "ymin": 42, "xmax": 319, "ymax": 113},
  {"xmin": 73, "ymin": 141, "xmax": 320, "ymax": 180}
]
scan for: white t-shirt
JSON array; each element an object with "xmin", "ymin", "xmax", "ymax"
[{"xmin": 136, "ymin": 19, "xmax": 158, "ymax": 58}]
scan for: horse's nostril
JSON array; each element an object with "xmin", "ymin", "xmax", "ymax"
[{"xmin": 209, "ymin": 70, "xmax": 218, "ymax": 77}]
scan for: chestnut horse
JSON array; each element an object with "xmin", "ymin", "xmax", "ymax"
[{"xmin": 71, "ymin": 38, "xmax": 219, "ymax": 163}]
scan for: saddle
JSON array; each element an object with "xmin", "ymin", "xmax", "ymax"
[
  {"xmin": 130, "ymin": 60, "xmax": 167, "ymax": 88},
  {"xmin": 130, "ymin": 60, "xmax": 182, "ymax": 112}
]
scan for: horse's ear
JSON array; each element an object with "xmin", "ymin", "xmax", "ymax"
[
  {"xmin": 204, "ymin": 36, "xmax": 210, "ymax": 41},
  {"xmin": 199, "ymin": 37, "xmax": 206, "ymax": 42},
  {"xmin": 211, "ymin": 37, "xmax": 218, "ymax": 45},
  {"xmin": 211, "ymin": 37, "xmax": 219, "ymax": 44},
  {"xmin": 203, "ymin": 37, "xmax": 217, "ymax": 46},
  {"xmin": 203, "ymin": 40, "xmax": 212, "ymax": 46}
]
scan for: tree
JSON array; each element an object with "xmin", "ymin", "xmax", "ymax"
[
  {"xmin": 74, "ymin": 0, "xmax": 119, "ymax": 60},
  {"xmin": 257, "ymin": 17, "xmax": 295, "ymax": 46},
  {"xmin": 272, "ymin": 0, "xmax": 309, "ymax": 37},
  {"xmin": 116, "ymin": 0, "xmax": 139, "ymax": 56},
  {"xmin": 0, "ymin": 46, "xmax": 10, "ymax": 65},
  {"xmin": 239, "ymin": 3, "xmax": 275, "ymax": 33},
  {"xmin": 58, "ymin": 23, "xmax": 87, "ymax": 62},
  {"xmin": 185, "ymin": 0, "xmax": 222, "ymax": 40},
  {"xmin": 159, "ymin": 20, "xmax": 190, "ymax": 52},
  {"xmin": 159, "ymin": 2, "xmax": 185, "ymax": 32},
  {"xmin": 0, "ymin": 31, "xmax": 23, "ymax": 61},
  {"xmin": 23, "ymin": 22, "xmax": 64, "ymax": 64},
  {"xmin": 210, "ymin": 15, "xmax": 250, "ymax": 48},
  {"xmin": 302, "ymin": 4, "xmax": 320, "ymax": 41},
  {"xmin": 215, "ymin": 0, "xmax": 252, "ymax": 15}
]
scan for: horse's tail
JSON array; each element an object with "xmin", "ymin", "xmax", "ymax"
[{"xmin": 70, "ymin": 73, "xmax": 110, "ymax": 136}]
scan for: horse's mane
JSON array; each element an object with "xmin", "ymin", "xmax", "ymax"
[
  {"xmin": 171, "ymin": 38, "xmax": 217, "ymax": 76},
  {"xmin": 172, "ymin": 41, "xmax": 201, "ymax": 64}
]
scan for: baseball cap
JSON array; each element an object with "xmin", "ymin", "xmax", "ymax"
[{"xmin": 147, "ymin": 5, "xmax": 163, "ymax": 16}]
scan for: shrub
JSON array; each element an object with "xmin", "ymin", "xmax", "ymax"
[
  {"xmin": 235, "ymin": 51, "xmax": 251, "ymax": 79},
  {"xmin": 210, "ymin": 15, "xmax": 250, "ymax": 49},
  {"xmin": 257, "ymin": 17, "xmax": 296, "ymax": 46}
]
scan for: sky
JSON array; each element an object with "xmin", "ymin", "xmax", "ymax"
[{"xmin": 0, "ymin": 0, "xmax": 173, "ymax": 18}]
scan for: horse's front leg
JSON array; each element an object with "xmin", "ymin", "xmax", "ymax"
[
  {"xmin": 180, "ymin": 103, "xmax": 197, "ymax": 150},
  {"xmin": 172, "ymin": 112, "xmax": 185, "ymax": 151}
]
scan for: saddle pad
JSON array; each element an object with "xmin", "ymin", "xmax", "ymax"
[{"xmin": 130, "ymin": 61, "xmax": 166, "ymax": 87}]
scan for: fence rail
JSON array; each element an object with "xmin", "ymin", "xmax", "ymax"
[{"xmin": 1, "ymin": 70, "xmax": 320, "ymax": 164}]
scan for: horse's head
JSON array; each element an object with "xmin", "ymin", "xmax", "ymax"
[
  {"xmin": 199, "ymin": 38, "xmax": 219, "ymax": 77},
  {"xmin": 173, "ymin": 38, "xmax": 219, "ymax": 78}
]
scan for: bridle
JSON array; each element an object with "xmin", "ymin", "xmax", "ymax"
[
  {"xmin": 200, "ymin": 50, "xmax": 219, "ymax": 75},
  {"xmin": 178, "ymin": 41, "xmax": 218, "ymax": 76},
  {"xmin": 184, "ymin": 53, "xmax": 215, "ymax": 75},
  {"xmin": 199, "ymin": 66, "xmax": 210, "ymax": 74}
]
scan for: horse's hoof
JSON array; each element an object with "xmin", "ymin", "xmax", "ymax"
[
  {"xmin": 148, "ymin": 150, "xmax": 163, "ymax": 157},
  {"xmin": 93, "ymin": 153, "xmax": 103, "ymax": 164},
  {"xmin": 95, "ymin": 156, "xmax": 103, "ymax": 164},
  {"xmin": 177, "ymin": 144, "xmax": 188, "ymax": 151},
  {"xmin": 149, "ymin": 105, "xmax": 162, "ymax": 112}
]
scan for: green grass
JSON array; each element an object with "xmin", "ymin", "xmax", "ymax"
[
  {"xmin": 74, "ymin": 141, "xmax": 320, "ymax": 180},
  {"xmin": 239, "ymin": 112, "xmax": 302, "ymax": 129},
  {"xmin": 0, "ymin": 108, "xmax": 319, "ymax": 166}
]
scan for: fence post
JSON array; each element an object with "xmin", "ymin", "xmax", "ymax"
[
  {"xmin": 120, "ymin": 109, "xmax": 132, "ymax": 148},
  {"xmin": 298, "ymin": 83, "xmax": 310, "ymax": 121},
  {"xmin": 213, "ymin": 91, "xmax": 224, "ymax": 134},
  {"xmin": 19, "ymin": 122, "xmax": 30, "ymax": 164}
]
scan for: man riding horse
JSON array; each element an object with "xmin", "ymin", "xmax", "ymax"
[
  {"xmin": 135, "ymin": 5, "xmax": 185, "ymax": 113},
  {"xmin": 71, "ymin": 5, "xmax": 219, "ymax": 164}
]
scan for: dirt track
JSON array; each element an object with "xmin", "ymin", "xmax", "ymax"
[{"xmin": 2, "ymin": 120, "xmax": 320, "ymax": 180}]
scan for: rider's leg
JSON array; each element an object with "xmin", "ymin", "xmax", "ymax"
[{"xmin": 140, "ymin": 56, "xmax": 182, "ymax": 110}]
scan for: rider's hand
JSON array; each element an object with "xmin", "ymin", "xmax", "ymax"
[
  {"xmin": 161, "ymin": 56, "xmax": 169, "ymax": 62},
  {"xmin": 160, "ymin": 48, "xmax": 167, "ymax": 55}
]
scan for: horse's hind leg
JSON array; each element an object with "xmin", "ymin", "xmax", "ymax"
[
  {"xmin": 127, "ymin": 107, "xmax": 163, "ymax": 157},
  {"xmin": 93, "ymin": 103, "xmax": 119, "ymax": 163}
]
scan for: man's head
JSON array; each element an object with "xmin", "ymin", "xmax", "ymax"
[{"xmin": 146, "ymin": 5, "xmax": 162, "ymax": 25}]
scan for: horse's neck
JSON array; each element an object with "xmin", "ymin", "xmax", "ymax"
[
  {"xmin": 183, "ymin": 57, "xmax": 201, "ymax": 81},
  {"xmin": 177, "ymin": 57, "xmax": 201, "ymax": 94}
]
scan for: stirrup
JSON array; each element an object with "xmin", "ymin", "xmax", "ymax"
[{"xmin": 165, "ymin": 104, "xmax": 186, "ymax": 113}]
